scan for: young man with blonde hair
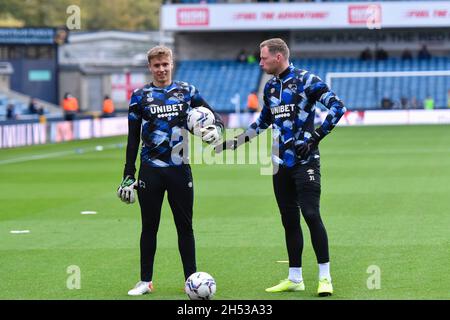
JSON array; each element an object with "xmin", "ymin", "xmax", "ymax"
[
  {"xmin": 218, "ymin": 38, "xmax": 346, "ymax": 296},
  {"xmin": 117, "ymin": 45, "xmax": 223, "ymax": 295}
]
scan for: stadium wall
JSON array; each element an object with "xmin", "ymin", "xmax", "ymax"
[
  {"xmin": 3, "ymin": 109, "xmax": 450, "ymax": 148},
  {"xmin": 0, "ymin": 117, "xmax": 128, "ymax": 149},
  {"xmin": 228, "ymin": 109, "xmax": 450, "ymax": 128},
  {"xmin": 173, "ymin": 28, "xmax": 450, "ymax": 60},
  {"xmin": 174, "ymin": 31, "xmax": 288, "ymax": 60}
]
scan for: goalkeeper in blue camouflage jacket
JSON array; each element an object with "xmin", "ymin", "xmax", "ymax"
[
  {"xmin": 217, "ymin": 38, "xmax": 346, "ymax": 296},
  {"xmin": 117, "ymin": 45, "xmax": 224, "ymax": 296}
]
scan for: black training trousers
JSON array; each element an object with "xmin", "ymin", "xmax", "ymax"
[
  {"xmin": 272, "ymin": 159, "xmax": 329, "ymax": 267},
  {"xmin": 137, "ymin": 164, "xmax": 196, "ymax": 282}
]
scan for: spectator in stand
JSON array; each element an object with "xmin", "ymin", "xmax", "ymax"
[
  {"xmin": 375, "ymin": 47, "xmax": 388, "ymax": 60},
  {"xmin": 381, "ymin": 96, "xmax": 394, "ymax": 109},
  {"xmin": 247, "ymin": 52, "xmax": 257, "ymax": 64},
  {"xmin": 236, "ymin": 49, "xmax": 247, "ymax": 63},
  {"xmin": 360, "ymin": 47, "xmax": 372, "ymax": 61},
  {"xmin": 400, "ymin": 96, "xmax": 409, "ymax": 109},
  {"xmin": 401, "ymin": 49, "xmax": 413, "ymax": 60},
  {"xmin": 28, "ymin": 98, "xmax": 39, "ymax": 114},
  {"xmin": 424, "ymin": 95, "xmax": 435, "ymax": 110},
  {"xmin": 418, "ymin": 45, "xmax": 431, "ymax": 60},
  {"xmin": 6, "ymin": 103, "xmax": 16, "ymax": 120}
]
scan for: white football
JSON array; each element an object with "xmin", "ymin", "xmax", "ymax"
[
  {"xmin": 185, "ymin": 271, "xmax": 217, "ymax": 300},
  {"xmin": 187, "ymin": 107, "xmax": 215, "ymax": 136}
]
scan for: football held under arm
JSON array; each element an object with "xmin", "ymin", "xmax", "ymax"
[
  {"xmin": 190, "ymin": 87, "xmax": 224, "ymax": 131},
  {"xmin": 190, "ymin": 87, "xmax": 224, "ymax": 145}
]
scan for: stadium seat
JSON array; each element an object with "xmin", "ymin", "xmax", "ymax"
[
  {"xmin": 175, "ymin": 60, "xmax": 261, "ymax": 112},
  {"xmin": 293, "ymin": 57, "xmax": 450, "ymax": 109},
  {"xmin": 175, "ymin": 57, "xmax": 450, "ymax": 111}
]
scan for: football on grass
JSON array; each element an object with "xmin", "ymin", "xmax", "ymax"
[{"xmin": 185, "ymin": 272, "xmax": 216, "ymax": 300}]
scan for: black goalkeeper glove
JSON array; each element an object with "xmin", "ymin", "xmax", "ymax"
[
  {"xmin": 295, "ymin": 128, "xmax": 325, "ymax": 159},
  {"xmin": 214, "ymin": 134, "xmax": 250, "ymax": 154}
]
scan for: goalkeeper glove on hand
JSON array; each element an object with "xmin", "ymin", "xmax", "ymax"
[
  {"xmin": 296, "ymin": 128, "xmax": 325, "ymax": 159},
  {"xmin": 200, "ymin": 125, "xmax": 221, "ymax": 145},
  {"xmin": 117, "ymin": 175, "xmax": 138, "ymax": 204},
  {"xmin": 214, "ymin": 134, "xmax": 250, "ymax": 154}
]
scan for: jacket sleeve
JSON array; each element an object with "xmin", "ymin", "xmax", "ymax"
[
  {"xmin": 123, "ymin": 91, "xmax": 142, "ymax": 178},
  {"xmin": 303, "ymin": 72, "xmax": 347, "ymax": 136},
  {"xmin": 238, "ymin": 84, "xmax": 272, "ymax": 143}
]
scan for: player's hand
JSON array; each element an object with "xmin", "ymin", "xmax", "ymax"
[
  {"xmin": 117, "ymin": 175, "xmax": 138, "ymax": 204},
  {"xmin": 200, "ymin": 125, "xmax": 221, "ymax": 145},
  {"xmin": 214, "ymin": 134, "xmax": 251, "ymax": 153},
  {"xmin": 295, "ymin": 128, "xmax": 324, "ymax": 159},
  {"xmin": 214, "ymin": 138, "xmax": 237, "ymax": 153}
]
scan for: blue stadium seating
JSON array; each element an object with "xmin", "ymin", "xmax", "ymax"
[
  {"xmin": 176, "ymin": 57, "xmax": 450, "ymax": 111},
  {"xmin": 293, "ymin": 57, "xmax": 450, "ymax": 109},
  {"xmin": 175, "ymin": 60, "xmax": 261, "ymax": 112},
  {"xmin": 6, "ymin": 56, "xmax": 445, "ymax": 117}
]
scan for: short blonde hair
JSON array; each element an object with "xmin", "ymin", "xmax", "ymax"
[
  {"xmin": 147, "ymin": 45, "xmax": 173, "ymax": 64},
  {"xmin": 260, "ymin": 38, "xmax": 290, "ymax": 60}
]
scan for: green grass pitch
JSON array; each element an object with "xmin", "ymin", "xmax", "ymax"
[{"xmin": 0, "ymin": 125, "xmax": 449, "ymax": 300}]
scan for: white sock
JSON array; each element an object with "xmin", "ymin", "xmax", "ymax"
[
  {"xmin": 288, "ymin": 267, "xmax": 303, "ymax": 283},
  {"xmin": 318, "ymin": 262, "xmax": 331, "ymax": 281}
]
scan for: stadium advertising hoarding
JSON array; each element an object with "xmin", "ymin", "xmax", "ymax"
[
  {"xmin": 323, "ymin": 109, "xmax": 450, "ymax": 126},
  {"xmin": 161, "ymin": 1, "xmax": 450, "ymax": 31},
  {"xmin": 2, "ymin": 110, "xmax": 450, "ymax": 148},
  {"xmin": 227, "ymin": 109, "xmax": 450, "ymax": 128},
  {"xmin": 0, "ymin": 27, "xmax": 68, "ymax": 45},
  {"xmin": 0, "ymin": 28, "xmax": 56, "ymax": 44},
  {"xmin": 0, "ymin": 117, "xmax": 128, "ymax": 148},
  {"xmin": 0, "ymin": 122, "xmax": 46, "ymax": 148}
]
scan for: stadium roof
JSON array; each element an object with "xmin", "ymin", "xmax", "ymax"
[{"xmin": 67, "ymin": 30, "xmax": 173, "ymax": 44}]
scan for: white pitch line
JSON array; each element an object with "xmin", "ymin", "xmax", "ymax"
[
  {"xmin": 276, "ymin": 260, "xmax": 289, "ymax": 263},
  {"xmin": 0, "ymin": 150, "xmax": 76, "ymax": 165},
  {"xmin": 0, "ymin": 143, "xmax": 119, "ymax": 166},
  {"xmin": 81, "ymin": 211, "xmax": 97, "ymax": 215},
  {"xmin": 10, "ymin": 230, "xmax": 30, "ymax": 234}
]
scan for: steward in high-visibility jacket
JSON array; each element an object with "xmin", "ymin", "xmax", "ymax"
[
  {"xmin": 247, "ymin": 90, "xmax": 259, "ymax": 113},
  {"xmin": 102, "ymin": 96, "xmax": 115, "ymax": 117},
  {"xmin": 62, "ymin": 93, "xmax": 79, "ymax": 121}
]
